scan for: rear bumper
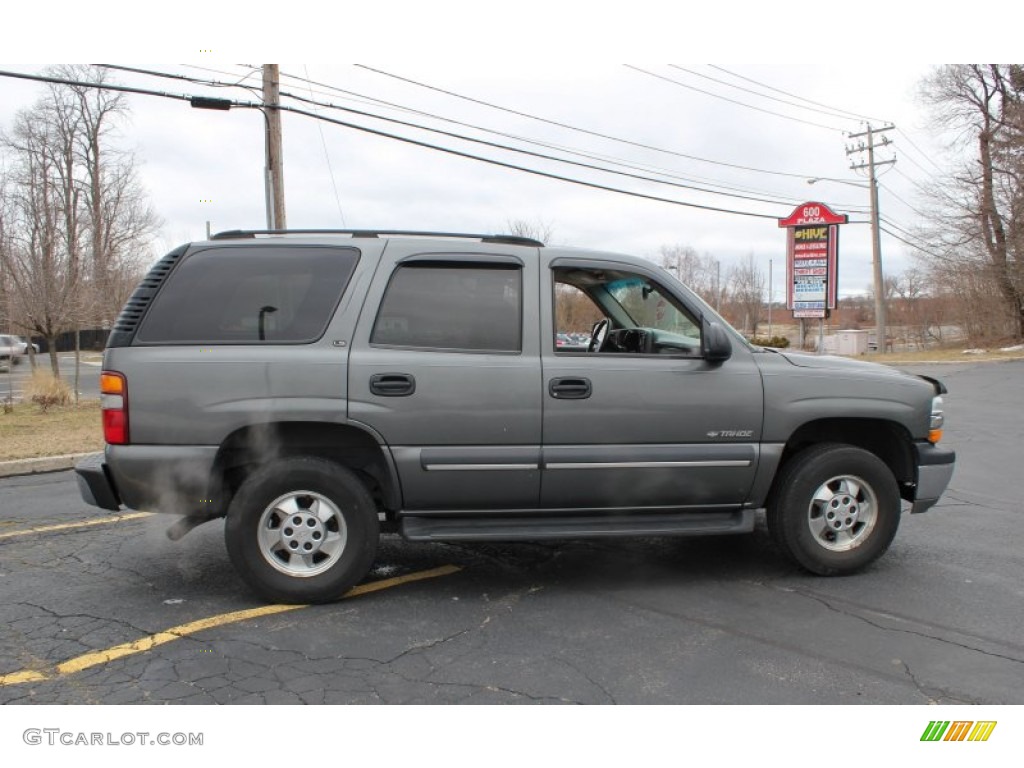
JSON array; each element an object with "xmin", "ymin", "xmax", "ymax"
[
  {"xmin": 75, "ymin": 453, "xmax": 122, "ymax": 511},
  {"xmin": 75, "ymin": 445, "xmax": 219, "ymax": 515},
  {"xmin": 911, "ymin": 442, "xmax": 956, "ymax": 514}
]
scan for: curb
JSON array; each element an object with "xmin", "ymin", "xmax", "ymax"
[{"xmin": 0, "ymin": 452, "xmax": 96, "ymax": 479}]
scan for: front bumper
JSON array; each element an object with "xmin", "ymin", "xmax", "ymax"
[
  {"xmin": 75, "ymin": 453, "xmax": 122, "ymax": 511},
  {"xmin": 911, "ymin": 442, "xmax": 956, "ymax": 513}
]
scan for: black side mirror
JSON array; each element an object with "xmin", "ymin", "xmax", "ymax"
[{"xmin": 702, "ymin": 319, "xmax": 732, "ymax": 364}]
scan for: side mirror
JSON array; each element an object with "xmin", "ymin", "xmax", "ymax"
[{"xmin": 702, "ymin": 319, "xmax": 732, "ymax": 364}]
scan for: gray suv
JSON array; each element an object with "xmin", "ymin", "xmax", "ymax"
[{"xmin": 76, "ymin": 230, "xmax": 955, "ymax": 603}]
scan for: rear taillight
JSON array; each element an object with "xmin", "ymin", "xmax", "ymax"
[{"xmin": 100, "ymin": 371, "xmax": 129, "ymax": 445}]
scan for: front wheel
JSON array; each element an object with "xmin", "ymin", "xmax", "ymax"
[
  {"xmin": 767, "ymin": 444, "xmax": 901, "ymax": 575},
  {"xmin": 225, "ymin": 456, "xmax": 379, "ymax": 603}
]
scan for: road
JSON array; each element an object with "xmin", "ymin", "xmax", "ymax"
[
  {"xmin": 0, "ymin": 361, "xmax": 1021, "ymax": 705},
  {"xmin": 0, "ymin": 354, "xmax": 101, "ymax": 403}
]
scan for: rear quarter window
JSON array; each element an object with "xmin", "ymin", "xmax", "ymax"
[{"xmin": 136, "ymin": 246, "xmax": 359, "ymax": 344}]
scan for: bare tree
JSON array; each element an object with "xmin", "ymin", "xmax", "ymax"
[
  {"xmin": 504, "ymin": 218, "xmax": 555, "ymax": 245},
  {"xmin": 918, "ymin": 64, "xmax": 1024, "ymax": 340},
  {"xmin": 0, "ymin": 67, "xmax": 159, "ymax": 376},
  {"xmin": 727, "ymin": 253, "xmax": 766, "ymax": 336},
  {"xmin": 1, "ymin": 103, "xmax": 85, "ymax": 374},
  {"xmin": 658, "ymin": 244, "xmax": 721, "ymax": 307}
]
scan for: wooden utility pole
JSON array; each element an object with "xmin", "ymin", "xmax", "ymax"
[
  {"xmin": 262, "ymin": 64, "xmax": 287, "ymax": 230},
  {"xmin": 848, "ymin": 124, "xmax": 894, "ymax": 353}
]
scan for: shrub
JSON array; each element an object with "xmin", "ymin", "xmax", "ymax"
[
  {"xmin": 25, "ymin": 370, "xmax": 72, "ymax": 412},
  {"xmin": 750, "ymin": 335, "xmax": 791, "ymax": 348}
]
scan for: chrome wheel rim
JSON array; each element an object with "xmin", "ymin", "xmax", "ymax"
[
  {"xmin": 258, "ymin": 491, "xmax": 348, "ymax": 577},
  {"xmin": 807, "ymin": 474, "xmax": 877, "ymax": 552}
]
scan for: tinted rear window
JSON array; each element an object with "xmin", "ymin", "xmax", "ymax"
[
  {"xmin": 371, "ymin": 263, "xmax": 522, "ymax": 352},
  {"xmin": 136, "ymin": 246, "xmax": 358, "ymax": 344}
]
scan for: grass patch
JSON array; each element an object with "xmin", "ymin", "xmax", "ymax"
[{"xmin": 0, "ymin": 399, "xmax": 103, "ymax": 461}]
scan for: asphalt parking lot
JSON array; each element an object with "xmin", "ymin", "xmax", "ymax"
[{"xmin": 1, "ymin": 361, "xmax": 1022, "ymax": 705}]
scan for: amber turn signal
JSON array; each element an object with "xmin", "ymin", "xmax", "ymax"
[{"xmin": 100, "ymin": 372, "xmax": 125, "ymax": 395}]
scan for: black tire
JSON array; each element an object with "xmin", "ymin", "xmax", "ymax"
[
  {"xmin": 224, "ymin": 456, "xmax": 379, "ymax": 603},
  {"xmin": 766, "ymin": 443, "xmax": 901, "ymax": 575}
]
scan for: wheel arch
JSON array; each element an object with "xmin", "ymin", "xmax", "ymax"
[
  {"xmin": 211, "ymin": 420, "xmax": 401, "ymax": 516},
  {"xmin": 775, "ymin": 418, "xmax": 915, "ymax": 503}
]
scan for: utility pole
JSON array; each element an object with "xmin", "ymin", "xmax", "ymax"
[
  {"xmin": 847, "ymin": 124, "xmax": 894, "ymax": 353},
  {"xmin": 262, "ymin": 64, "xmax": 287, "ymax": 230}
]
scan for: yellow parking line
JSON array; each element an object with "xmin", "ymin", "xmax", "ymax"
[
  {"xmin": 0, "ymin": 564, "xmax": 461, "ymax": 687},
  {"xmin": 0, "ymin": 512, "xmax": 154, "ymax": 540}
]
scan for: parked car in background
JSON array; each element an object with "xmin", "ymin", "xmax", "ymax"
[
  {"xmin": 13, "ymin": 336, "xmax": 39, "ymax": 356},
  {"xmin": 0, "ymin": 334, "xmax": 24, "ymax": 369}
]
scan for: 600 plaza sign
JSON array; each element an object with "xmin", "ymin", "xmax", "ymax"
[{"xmin": 778, "ymin": 202, "xmax": 847, "ymax": 319}]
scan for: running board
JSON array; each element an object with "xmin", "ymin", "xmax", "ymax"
[{"xmin": 400, "ymin": 509, "xmax": 755, "ymax": 542}]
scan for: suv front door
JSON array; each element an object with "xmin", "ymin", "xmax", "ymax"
[{"xmin": 540, "ymin": 258, "xmax": 763, "ymax": 512}]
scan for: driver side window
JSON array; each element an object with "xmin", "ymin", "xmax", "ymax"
[{"xmin": 553, "ymin": 266, "xmax": 702, "ymax": 355}]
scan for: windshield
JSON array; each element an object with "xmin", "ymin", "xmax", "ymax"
[{"xmin": 605, "ymin": 277, "xmax": 700, "ymax": 338}]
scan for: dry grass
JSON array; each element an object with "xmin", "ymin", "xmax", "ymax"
[
  {"xmin": 0, "ymin": 400, "xmax": 103, "ymax": 461},
  {"xmin": 23, "ymin": 369, "xmax": 73, "ymax": 411}
]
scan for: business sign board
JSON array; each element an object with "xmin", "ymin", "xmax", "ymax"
[{"xmin": 778, "ymin": 202, "xmax": 847, "ymax": 320}]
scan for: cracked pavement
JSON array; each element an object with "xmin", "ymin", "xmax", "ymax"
[{"xmin": 1, "ymin": 362, "xmax": 1022, "ymax": 704}]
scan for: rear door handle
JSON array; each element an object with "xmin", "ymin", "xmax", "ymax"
[
  {"xmin": 549, "ymin": 377, "xmax": 592, "ymax": 399},
  {"xmin": 370, "ymin": 373, "xmax": 416, "ymax": 397}
]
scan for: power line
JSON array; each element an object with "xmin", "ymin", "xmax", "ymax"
[
  {"xmin": 98, "ymin": 64, "xmax": 828, "ymax": 210},
  {"xmin": 0, "ymin": 68, "xmax": 785, "ymax": 221},
  {"xmin": 625, "ymin": 65, "xmax": 849, "ymax": 132},
  {"xmin": 891, "ymin": 167, "xmax": 965, "ymax": 210},
  {"xmin": 0, "ymin": 67, "xmax": 204, "ymax": 106},
  {"xmin": 894, "ymin": 149, "xmax": 943, "ymax": 182},
  {"xmin": 274, "ymin": 66, "xmax": 820, "ymax": 204},
  {"xmin": 303, "ymin": 65, "xmax": 346, "ymax": 227},
  {"xmin": 707, "ymin": 65, "xmax": 888, "ymax": 124},
  {"xmin": 879, "ymin": 226, "xmax": 950, "ymax": 261},
  {"xmin": 879, "ymin": 215, "xmax": 919, "ymax": 239},
  {"xmin": 276, "ymin": 88, "xmax": 810, "ymax": 208},
  {"xmin": 879, "ymin": 181, "xmax": 932, "ymax": 219},
  {"xmin": 667, "ymin": 65, "xmax": 860, "ymax": 123},
  {"xmin": 896, "ymin": 127, "xmax": 944, "ymax": 175},
  {"xmin": 96, "ymin": 63, "xmax": 258, "ymax": 94},
  {"xmin": 355, "ymin": 64, "xmax": 843, "ymax": 179}
]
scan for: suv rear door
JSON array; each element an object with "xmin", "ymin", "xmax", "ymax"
[{"xmin": 348, "ymin": 240, "xmax": 542, "ymax": 513}]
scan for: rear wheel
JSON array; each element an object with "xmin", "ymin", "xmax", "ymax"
[
  {"xmin": 225, "ymin": 456, "xmax": 379, "ymax": 603},
  {"xmin": 767, "ymin": 443, "xmax": 901, "ymax": 575}
]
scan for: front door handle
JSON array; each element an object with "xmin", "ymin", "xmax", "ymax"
[
  {"xmin": 370, "ymin": 373, "xmax": 416, "ymax": 397},
  {"xmin": 549, "ymin": 377, "xmax": 592, "ymax": 399}
]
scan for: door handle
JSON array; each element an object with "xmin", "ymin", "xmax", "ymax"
[
  {"xmin": 549, "ymin": 377, "xmax": 592, "ymax": 399},
  {"xmin": 370, "ymin": 373, "xmax": 416, "ymax": 397}
]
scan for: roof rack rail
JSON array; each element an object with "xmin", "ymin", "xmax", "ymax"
[{"xmin": 209, "ymin": 229, "xmax": 544, "ymax": 247}]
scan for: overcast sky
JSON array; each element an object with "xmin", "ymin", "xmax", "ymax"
[{"xmin": 1, "ymin": 4, "xmax": 1008, "ymax": 301}]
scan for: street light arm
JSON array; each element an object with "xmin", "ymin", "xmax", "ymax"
[{"xmin": 807, "ymin": 177, "xmax": 870, "ymax": 189}]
